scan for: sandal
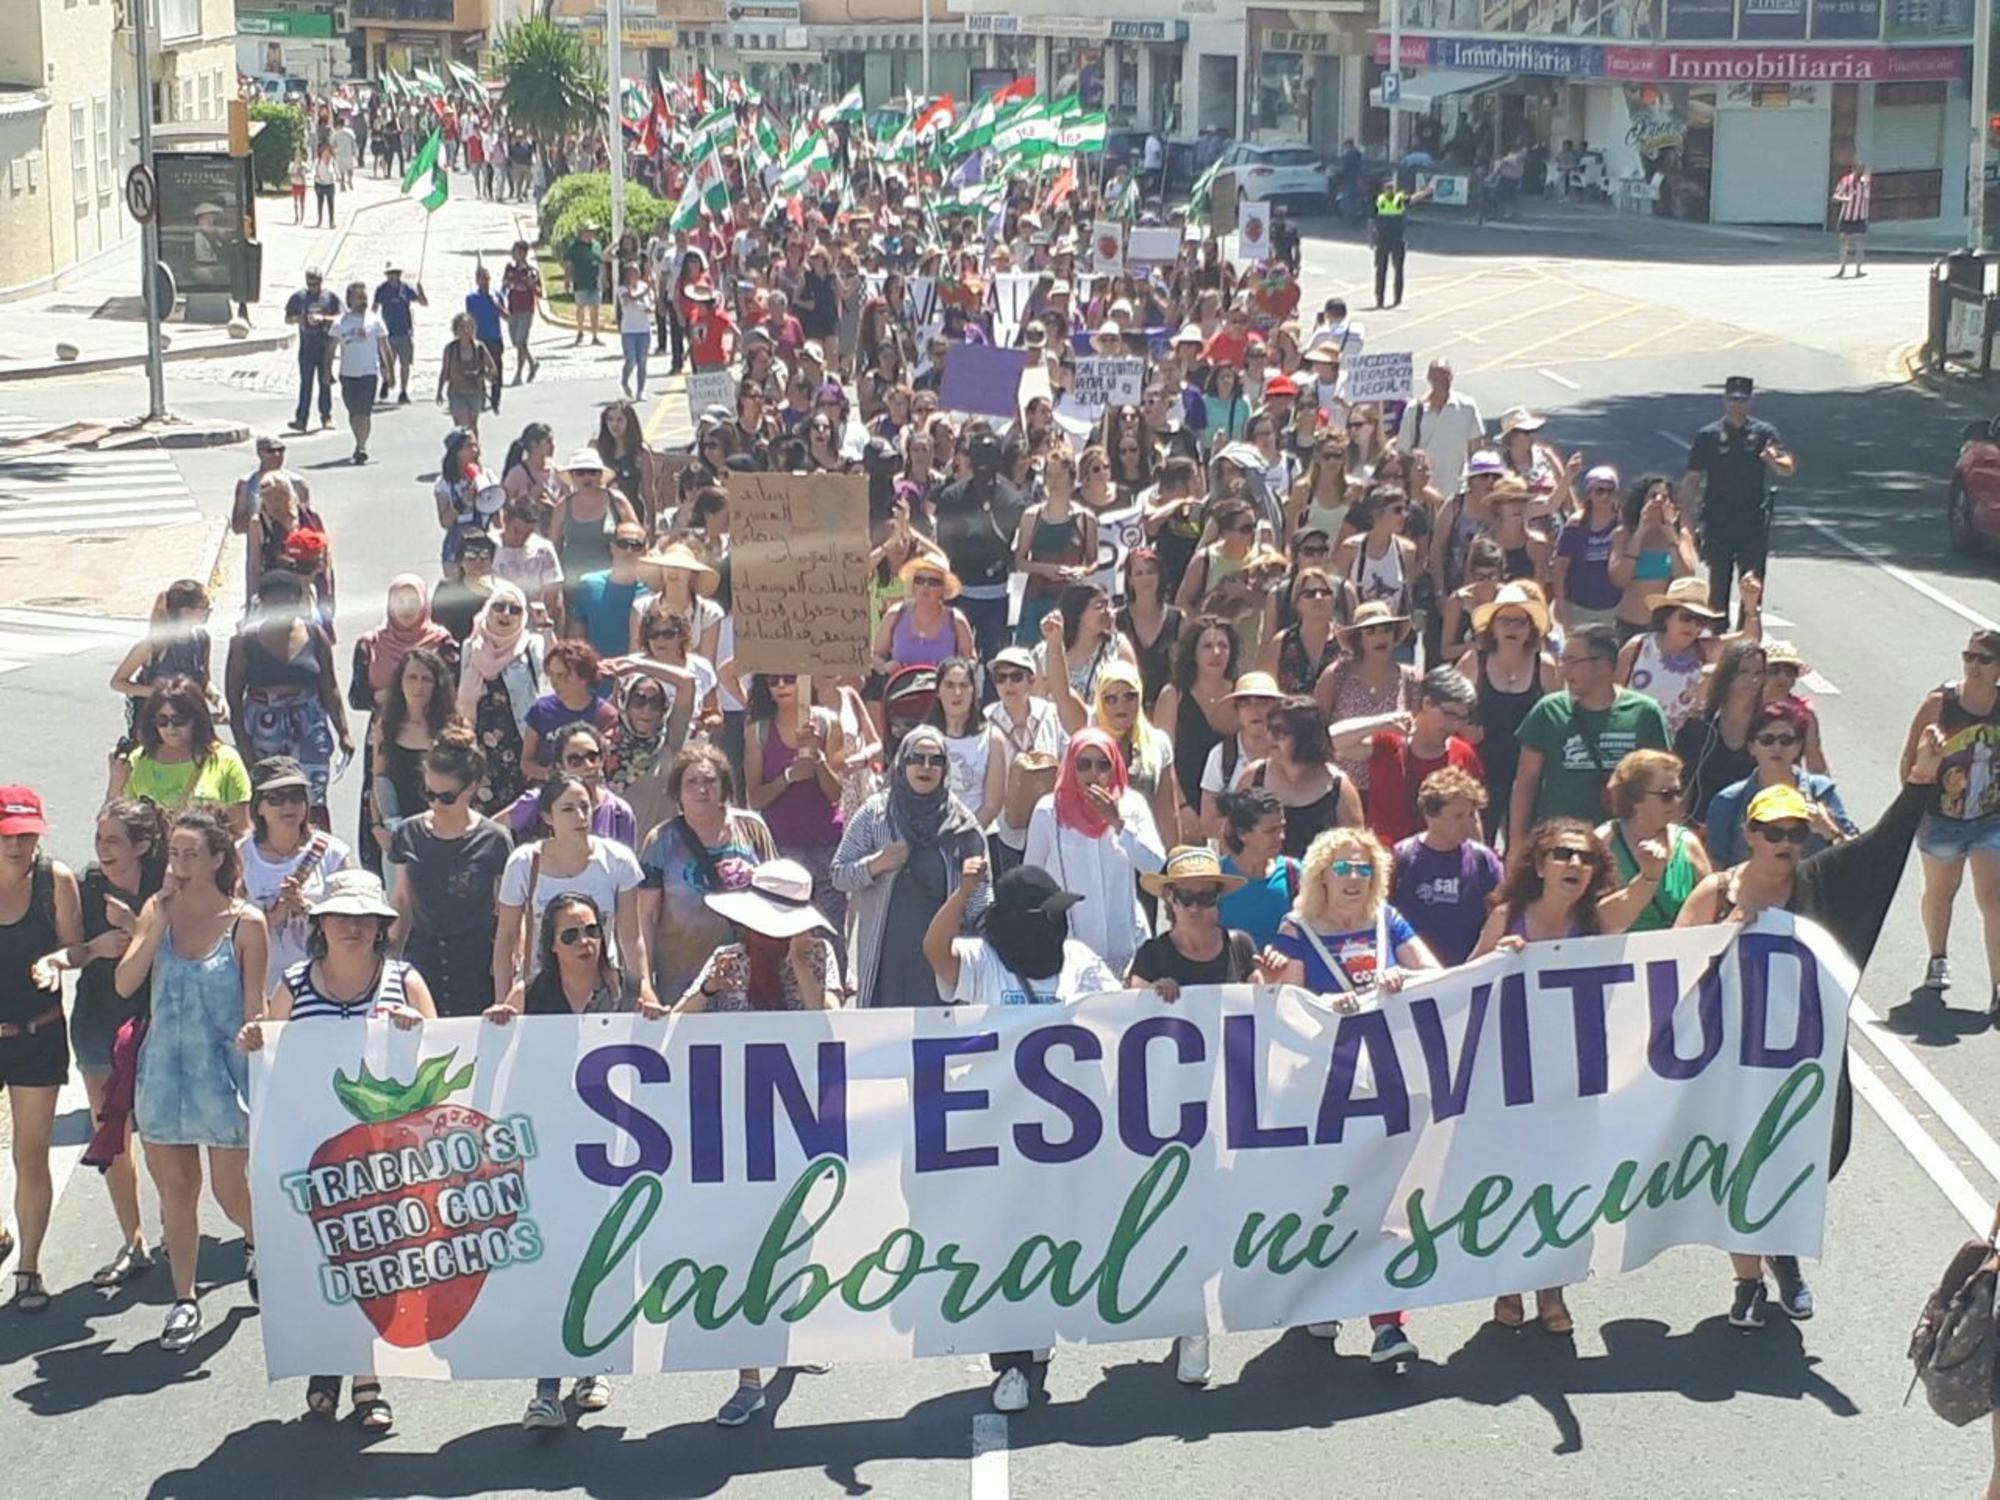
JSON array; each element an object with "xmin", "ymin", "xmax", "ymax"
[
  {"xmin": 305, "ymin": 1376, "xmax": 342, "ymax": 1418},
  {"xmin": 93, "ymin": 1243, "xmax": 153, "ymax": 1288},
  {"xmin": 1492, "ymin": 1293, "xmax": 1526, "ymax": 1328},
  {"xmin": 351, "ymin": 1380, "xmax": 393, "ymax": 1433},
  {"xmin": 12, "ymin": 1270, "xmax": 49, "ymax": 1314},
  {"xmin": 1536, "ymin": 1289, "xmax": 1575, "ymax": 1336}
]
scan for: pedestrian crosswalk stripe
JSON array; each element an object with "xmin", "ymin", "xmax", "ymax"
[
  {"xmin": 0, "ymin": 444, "xmax": 198, "ymax": 536},
  {"xmin": 0, "ymin": 606, "xmax": 143, "ymax": 677}
]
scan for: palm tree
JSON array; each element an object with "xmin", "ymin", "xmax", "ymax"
[{"xmin": 497, "ymin": 16, "xmax": 601, "ymax": 152}]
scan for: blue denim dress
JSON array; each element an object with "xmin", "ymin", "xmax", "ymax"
[{"xmin": 135, "ymin": 914, "xmax": 250, "ymax": 1148}]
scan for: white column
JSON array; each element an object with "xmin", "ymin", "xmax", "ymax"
[
  {"xmin": 1105, "ymin": 43, "xmax": 1122, "ymax": 122},
  {"xmin": 1136, "ymin": 45, "xmax": 1156, "ymax": 131}
]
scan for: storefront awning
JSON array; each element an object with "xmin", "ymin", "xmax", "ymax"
[{"xmin": 1368, "ymin": 69, "xmax": 1509, "ymax": 108}]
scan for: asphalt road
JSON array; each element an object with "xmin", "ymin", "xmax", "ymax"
[{"xmin": 1, "ymin": 219, "xmax": 1997, "ymax": 1498}]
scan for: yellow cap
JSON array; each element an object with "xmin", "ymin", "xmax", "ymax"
[{"xmin": 1746, "ymin": 784, "xmax": 1813, "ymax": 825}]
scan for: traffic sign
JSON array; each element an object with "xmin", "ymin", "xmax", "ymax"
[
  {"xmin": 124, "ymin": 163, "xmax": 157, "ymax": 224},
  {"xmin": 1381, "ymin": 73, "xmax": 1402, "ymax": 105}
]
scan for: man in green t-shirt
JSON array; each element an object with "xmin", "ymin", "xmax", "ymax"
[
  {"xmin": 1509, "ymin": 624, "xmax": 1670, "ymax": 853},
  {"xmin": 564, "ymin": 222, "xmax": 604, "ymax": 348}
]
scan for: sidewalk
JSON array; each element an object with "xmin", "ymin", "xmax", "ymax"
[{"xmin": 0, "ymin": 173, "xmax": 420, "ymax": 382}]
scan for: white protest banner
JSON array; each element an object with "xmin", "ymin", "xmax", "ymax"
[
  {"xmin": 1346, "ymin": 351, "xmax": 1414, "ymax": 406},
  {"xmin": 1090, "ymin": 220, "xmax": 1125, "ymax": 276},
  {"xmin": 1073, "ymin": 356, "xmax": 1145, "ymax": 416},
  {"xmin": 1234, "ymin": 200, "xmax": 1271, "ymax": 264},
  {"xmin": 1018, "ymin": 358, "xmax": 1053, "ymax": 419},
  {"xmin": 992, "ymin": 271, "xmax": 1039, "ymax": 348},
  {"xmin": 250, "ymin": 919, "xmax": 1848, "ymax": 1379},
  {"xmin": 720, "ymin": 471, "xmax": 873, "ymax": 676},
  {"xmin": 685, "ymin": 365, "xmax": 738, "ymax": 426},
  {"xmin": 860, "ymin": 274, "xmax": 939, "ymax": 329},
  {"xmin": 1127, "ymin": 225, "xmax": 1182, "ymax": 266}
]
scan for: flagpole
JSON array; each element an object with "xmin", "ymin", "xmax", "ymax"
[{"xmin": 418, "ymin": 208, "xmax": 432, "ymax": 285}]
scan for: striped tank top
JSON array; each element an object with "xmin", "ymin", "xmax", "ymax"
[{"xmin": 283, "ymin": 957, "xmax": 414, "ymax": 1022}]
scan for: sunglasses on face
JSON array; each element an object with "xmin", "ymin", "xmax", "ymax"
[
  {"xmin": 1544, "ymin": 847, "xmax": 1596, "ymax": 867},
  {"xmin": 154, "ymin": 712, "xmax": 191, "ymax": 728},
  {"xmin": 613, "ymin": 538, "xmax": 647, "ymax": 552},
  {"xmin": 1299, "ymin": 541, "xmax": 1332, "ymax": 557},
  {"xmin": 912, "ymin": 574, "xmax": 946, "ymax": 589},
  {"xmin": 1754, "ymin": 822, "xmax": 1811, "ymax": 846},
  {"xmin": 1966, "ymin": 651, "xmax": 1999, "ymax": 666},
  {"xmin": 488, "ymin": 602, "xmax": 523, "ymax": 617},
  {"xmin": 1330, "ymin": 860, "xmax": 1374, "ymax": 879},
  {"xmin": 1752, "ymin": 733, "xmax": 1801, "ymax": 749},
  {"xmin": 556, "ymin": 922, "xmax": 604, "ymax": 946},
  {"xmin": 564, "ymin": 747, "xmax": 604, "ymax": 765},
  {"xmin": 1648, "ymin": 784, "xmax": 1685, "ymax": 801},
  {"xmin": 422, "ymin": 784, "xmax": 468, "ymax": 804},
  {"xmin": 1075, "ymin": 756, "xmax": 1114, "ymax": 773},
  {"xmin": 1298, "ymin": 586, "xmax": 1335, "ymax": 601},
  {"xmin": 993, "ymin": 668, "xmax": 1029, "ymax": 684},
  {"xmin": 1171, "ymin": 887, "xmax": 1222, "ymax": 909},
  {"xmin": 259, "ymin": 787, "xmax": 309, "ymax": 806},
  {"xmin": 904, "ymin": 751, "xmax": 947, "ymax": 768}
]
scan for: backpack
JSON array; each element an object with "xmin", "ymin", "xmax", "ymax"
[{"xmin": 1907, "ymin": 1236, "xmax": 1999, "ymax": 1427}]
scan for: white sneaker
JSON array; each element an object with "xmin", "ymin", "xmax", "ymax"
[
  {"xmin": 1306, "ymin": 1321, "xmax": 1341, "ymax": 1340},
  {"xmin": 1173, "ymin": 1335, "xmax": 1211, "ymax": 1386},
  {"xmin": 573, "ymin": 1375, "xmax": 610, "ymax": 1411},
  {"xmin": 991, "ymin": 1366, "xmax": 1030, "ymax": 1412},
  {"xmin": 521, "ymin": 1393, "xmax": 566, "ymax": 1430}
]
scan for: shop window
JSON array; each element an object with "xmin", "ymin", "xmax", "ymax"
[
  {"xmin": 1255, "ymin": 52, "xmax": 1311, "ymax": 139},
  {"xmin": 1871, "ymin": 81, "xmax": 1944, "ymax": 171}
]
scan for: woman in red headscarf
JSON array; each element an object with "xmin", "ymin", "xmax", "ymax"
[{"xmin": 1022, "ymin": 729, "xmax": 1164, "ymax": 973}]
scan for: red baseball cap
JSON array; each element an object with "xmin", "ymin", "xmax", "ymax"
[
  {"xmin": 0, "ymin": 786, "xmax": 47, "ymax": 837},
  {"xmin": 1265, "ymin": 374, "xmax": 1300, "ymax": 399}
]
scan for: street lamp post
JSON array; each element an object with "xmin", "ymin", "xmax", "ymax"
[
  {"xmin": 1973, "ymin": 0, "xmax": 1991, "ymax": 252},
  {"xmin": 921, "ymin": 0, "xmax": 932, "ymax": 99},
  {"xmin": 134, "ymin": 0, "xmax": 168, "ymax": 422},
  {"xmin": 607, "ymin": 0, "xmax": 626, "ymax": 246}
]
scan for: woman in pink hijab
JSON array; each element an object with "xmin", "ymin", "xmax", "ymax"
[{"xmin": 1022, "ymin": 729, "xmax": 1164, "ymax": 972}]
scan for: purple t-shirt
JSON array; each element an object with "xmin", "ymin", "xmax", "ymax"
[
  {"xmin": 523, "ymin": 692, "xmax": 620, "ymax": 766},
  {"xmin": 1556, "ymin": 518, "xmax": 1621, "ymax": 611},
  {"xmin": 1390, "ymin": 836, "xmax": 1503, "ymax": 967}
]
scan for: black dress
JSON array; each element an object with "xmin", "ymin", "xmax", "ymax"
[
  {"xmin": 1474, "ymin": 650, "xmax": 1546, "ymax": 843},
  {"xmin": 1117, "ymin": 605, "xmax": 1184, "ymax": 711},
  {"xmin": 1173, "ymin": 689, "xmax": 1227, "ymax": 812}
]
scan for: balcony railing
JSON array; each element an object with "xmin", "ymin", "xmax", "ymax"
[
  {"xmin": 1398, "ymin": 0, "xmax": 1664, "ymax": 39},
  {"xmin": 351, "ymin": 0, "xmax": 458, "ymax": 21}
]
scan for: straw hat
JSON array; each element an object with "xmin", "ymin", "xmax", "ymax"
[
  {"xmin": 1338, "ymin": 599, "xmax": 1411, "ymax": 640},
  {"xmin": 564, "ymin": 449, "xmax": 608, "ymax": 474},
  {"xmin": 897, "ymin": 553, "xmax": 963, "ymax": 600},
  {"xmin": 1140, "ymin": 845, "xmax": 1247, "ymax": 898},
  {"xmin": 1499, "ymin": 406, "xmax": 1545, "ymax": 436},
  {"xmin": 1470, "ymin": 581, "xmax": 1552, "ymax": 637},
  {"xmin": 1644, "ymin": 575, "xmax": 1724, "ymax": 620},
  {"xmin": 1225, "ymin": 670, "xmax": 1285, "ymax": 702},
  {"xmin": 1763, "ymin": 639, "xmax": 1810, "ymax": 672},
  {"xmin": 309, "ymin": 870, "xmax": 397, "ymax": 920},
  {"xmin": 704, "ymin": 859, "xmax": 834, "ymax": 940},
  {"xmin": 645, "ymin": 539, "xmax": 720, "ymax": 583}
]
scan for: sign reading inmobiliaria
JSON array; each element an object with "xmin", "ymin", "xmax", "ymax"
[
  {"xmin": 1373, "ymin": 32, "xmax": 1963, "ymax": 80},
  {"xmin": 249, "ymin": 919, "xmax": 1851, "ymax": 1379}
]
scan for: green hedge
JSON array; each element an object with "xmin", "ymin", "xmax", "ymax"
[
  {"xmin": 537, "ymin": 170, "xmax": 603, "ymax": 246},
  {"xmin": 247, "ymin": 101, "xmax": 307, "ymax": 192},
  {"xmin": 545, "ymin": 175, "xmax": 669, "ymax": 263}
]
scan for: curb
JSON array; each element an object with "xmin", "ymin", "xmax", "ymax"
[{"xmin": 0, "ymin": 190, "xmax": 416, "ymax": 385}]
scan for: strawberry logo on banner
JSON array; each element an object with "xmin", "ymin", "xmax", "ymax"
[{"xmin": 282, "ymin": 1051, "xmax": 540, "ymax": 1346}]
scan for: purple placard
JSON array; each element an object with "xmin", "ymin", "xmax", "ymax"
[{"xmin": 938, "ymin": 344, "xmax": 1030, "ymax": 419}]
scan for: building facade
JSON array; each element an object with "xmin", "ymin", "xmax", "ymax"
[
  {"xmin": 350, "ymin": 0, "xmax": 490, "ymax": 77},
  {"xmin": 1376, "ymin": 0, "xmax": 1971, "ymax": 227}
]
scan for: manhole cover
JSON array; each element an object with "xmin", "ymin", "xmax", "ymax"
[{"xmin": 24, "ymin": 594, "xmax": 97, "ymax": 607}]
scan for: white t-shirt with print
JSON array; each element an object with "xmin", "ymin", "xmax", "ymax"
[
  {"xmin": 496, "ymin": 534, "xmax": 564, "ymax": 597},
  {"xmin": 332, "ymin": 312, "xmax": 388, "ymax": 378},
  {"xmin": 941, "ymin": 937, "xmax": 1120, "ymax": 1007},
  {"xmin": 498, "ymin": 836, "xmax": 644, "ymax": 971}
]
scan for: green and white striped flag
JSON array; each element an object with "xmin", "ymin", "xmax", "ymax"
[
  {"xmin": 687, "ymin": 107, "xmax": 736, "ymax": 163},
  {"xmin": 777, "ymin": 128, "xmax": 833, "ymax": 192},
  {"xmin": 1185, "ymin": 153, "xmax": 1225, "ymax": 222},
  {"xmin": 671, "ymin": 148, "xmax": 730, "ymax": 231},
  {"xmin": 820, "ymin": 86, "xmax": 864, "ymax": 126},
  {"xmin": 1056, "ymin": 111, "xmax": 1107, "ymax": 155},
  {"xmin": 400, "ymin": 127, "xmax": 448, "ymax": 212}
]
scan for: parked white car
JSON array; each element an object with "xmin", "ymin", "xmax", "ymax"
[{"xmin": 1216, "ymin": 142, "xmax": 1332, "ymax": 210}]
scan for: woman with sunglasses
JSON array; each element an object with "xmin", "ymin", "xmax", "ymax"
[
  {"xmin": 835, "ymin": 728, "xmax": 990, "ymax": 1008},
  {"xmin": 453, "ymin": 582, "xmax": 545, "ymax": 818},
  {"xmin": 1105, "ymin": 406, "xmax": 1158, "ymax": 500},
  {"xmin": 744, "ymin": 673, "xmax": 851, "ymax": 941},
  {"xmin": 1907, "ymin": 629, "xmax": 2000, "ymax": 1009},
  {"xmin": 1482, "ymin": 478, "xmax": 1553, "ymax": 591},
  {"xmin": 1013, "ymin": 449, "xmax": 1099, "ymax": 646},
  {"xmin": 238, "ymin": 869, "xmax": 431, "ymax": 1431},
  {"xmin": 1173, "ymin": 498, "xmax": 1260, "ymax": 614},
  {"xmin": 1673, "ymin": 639, "xmax": 1769, "ymax": 831},
  {"xmin": 238, "ymin": 755, "xmax": 350, "ymax": 990},
  {"xmin": 1553, "ymin": 465, "xmax": 1627, "ymax": 632},
  {"xmin": 1260, "ymin": 563, "xmax": 1351, "ymax": 698},
  {"xmin": 1025, "ymin": 732, "xmax": 1165, "ymax": 975},
  {"xmin": 1091, "ymin": 662, "xmax": 1185, "ymax": 844},
  {"xmin": 872, "ymin": 555, "xmax": 975, "ymax": 676},
  {"xmin": 1758, "ymin": 641, "xmax": 1829, "ymax": 775},
  {"xmin": 1469, "ymin": 818, "xmax": 1646, "ymax": 1338},
  {"xmin": 1116, "ymin": 545, "xmax": 1186, "ymax": 712},
  {"xmin": 1703, "ymin": 700, "xmax": 1857, "ymax": 871},
  {"xmin": 1265, "ymin": 824, "xmax": 1439, "ymax": 1369},
  {"xmin": 489, "ymin": 890, "xmax": 655, "ymax": 1429},
  {"xmin": 1320, "ymin": 601, "xmax": 1421, "ymax": 798},
  {"xmin": 1597, "ymin": 750, "xmax": 1711, "ymax": 931},
  {"xmin": 1332, "ymin": 484, "xmax": 1419, "ymax": 623},
  {"xmin": 1616, "ymin": 575, "xmax": 1764, "ymax": 737},
  {"xmin": 1290, "ymin": 431, "xmax": 1353, "ymax": 541},
  {"xmin": 109, "ymin": 677, "xmax": 253, "ymax": 835},
  {"xmin": 1343, "ymin": 405, "xmax": 1388, "ymax": 481},
  {"xmin": 1244, "ymin": 696, "xmax": 1364, "ymax": 859},
  {"xmin": 114, "ymin": 807, "xmax": 269, "ymax": 1351},
  {"xmin": 1678, "ymin": 728, "xmax": 1948, "ymax": 1331},
  {"xmin": 1036, "ymin": 583, "xmax": 1136, "ymax": 718},
  {"xmin": 388, "ymin": 731, "xmax": 511, "ymax": 1017},
  {"xmin": 1438, "ymin": 537, "xmax": 1508, "ymax": 658},
  {"xmin": 1608, "ymin": 474, "xmax": 1701, "ymax": 640},
  {"xmin": 605, "ymin": 672, "xmax": 691, "ymax": 842},
  {"xmin": 985, "ymin": 646, "xmax": 1066, "ymax": 878},
  {"xmin": 225, "ymin": 571, "xmax": 352, "ymax": 825}
]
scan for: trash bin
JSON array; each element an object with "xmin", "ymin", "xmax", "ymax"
[
  {"xmin": 229, "ymin": 237, "xmax": 264, "ymax": 304},
  {"xmin": 1946, "ymin": 250, "xmax": 1987, "ymax": 295}
]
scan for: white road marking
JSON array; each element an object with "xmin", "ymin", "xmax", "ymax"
[
  {"xmin": 1537, "ymin": 368, "xmax": 1580, "ymax": 390},
  {"xmin": 1452, "ymin": 328, "xmax": 1487, "ymax": 346},
  {"xmin": 1848, "ymin": 1050, "xmax": 1991, "ymax": 1234},
  {"xmin": 1795, "ymin": 513, "xmax": 2000, "ymax": 633},
  {"xmin": 1800, "ymin": 668, "xmax": 1841, "ymax": 696},
  {"xmin": 1656, "ymin": 429, "xmax": 1691, "ymax": 451},
  {"xmin": 1850, "ymin": 998, "xmax": 2000, "ymax": 1186},
  {"xmin": 0, "ymin": 1072, "xmax": 93, "ymax": 1266},
  {"xmin": 971, "ymin": 1413, "xmax": 1010, "ymax": 1500},
  {"xmin": 1760, "ymin": 610, "xmax": 1795, "ymax": 628}
]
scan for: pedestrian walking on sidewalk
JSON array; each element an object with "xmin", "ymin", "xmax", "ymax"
[
  {"xmin": 332, "ymin": 282, "xmax": 392, "ymax": 465},
  {"xmin": 287, "ymin": 150, "xmax": 307, "ymax": 224},
  {"xmin": 372, "ymin": 264, "xmax": 427, "ymax": 404},
  {"xmin": 501, "ymin": 241, "xmax": 543, "ymax": 386},
  {"xmin": 312, "ymin": 142, "xmax": 337, "ymax": 228},
  {"xmin": 1831, "ymin": 161, "xmax": 1870, "ymax": 278},
  {"xmin": 331, "ymin": 114, "xmax": 357, "ymax": 192},
  {"xmin": 284, "ymin": 269, "xmax": 340, "ymax": 434},
  {"xmin": 466, "ymin": 265, "xmax": 507, "ymax": 415},
  {"xmin": 616, "ymin": 261, "xmax": 655, "ymax": 401},
  {"xmin": 566, "ymin": 224, "xmax": 606, "ymax": 347}
]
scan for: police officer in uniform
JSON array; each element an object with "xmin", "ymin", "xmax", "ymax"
[
  {"xmin": 1370, "ymin": 179, "xmax": 1432, "ymax": 310},
  {"xmin": 1679, "ymin": 374, "xmax": 1796, "ymax": 622}
]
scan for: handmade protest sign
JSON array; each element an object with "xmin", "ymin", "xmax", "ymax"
[
  {"xmin": 721, "ymin": 472, "xmax": 872, "ymax": 676},
  {"xmin": 1235, "ymin": 201, "xmax": 1271, "ymax": 264},
  {"xmin": 684, "ymin": 365, "xmax": 738, "ymax": 426},
  {"xmin": 1127, "ymin": 225, "xmax": 1181, "ymax": 266},
  {"xmin": 250, "ymin": 918, "xmax": 1849, "ymax": 1380},
  {"xmin": 1073, "ymin": 356, "xmax": 1145, "ymax": 416},
  {"xmin": 1346, "ymin": 351, "xmax": 1414, "ymax": 406},
  {"xmin": 939, "ymin": 344, "xmax": 1029, "ymax": 419},
  {"xmin": 1018, "ymin": 359, "xmax": 1053, "ymax": 419},
  {"xmin": 1091, "ymin": 220, "xmax": 1125, "ymax": 276}
]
